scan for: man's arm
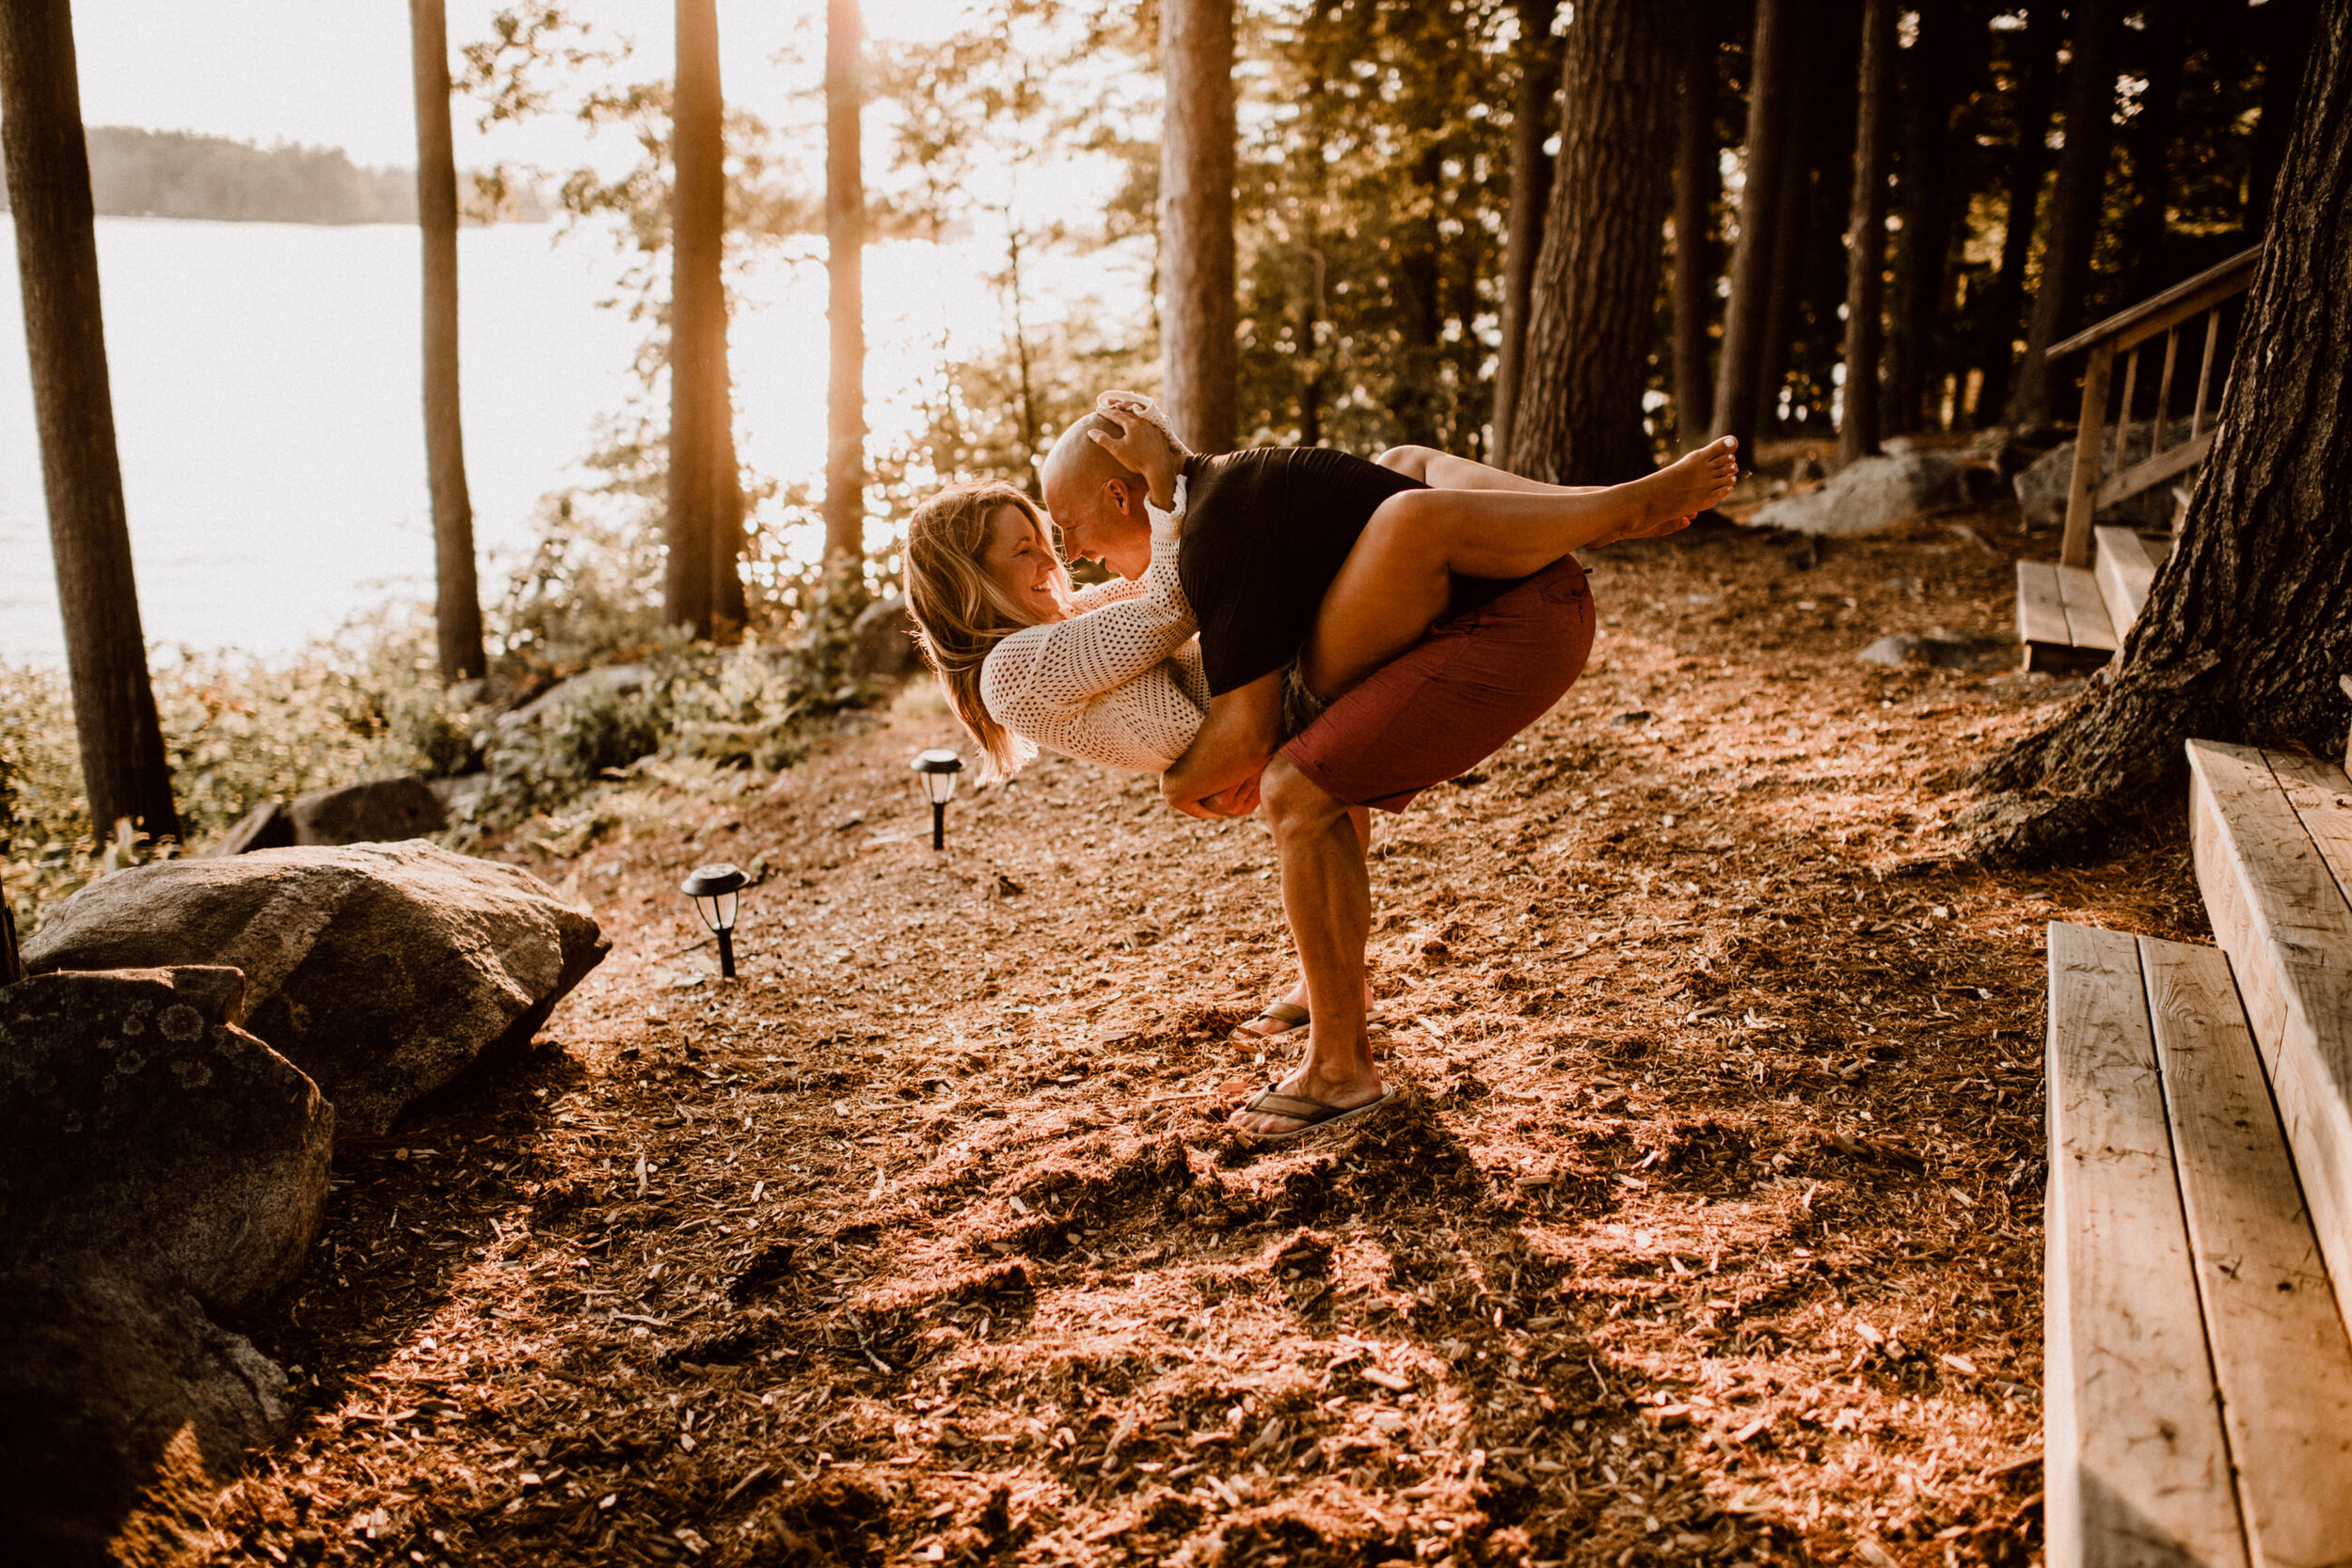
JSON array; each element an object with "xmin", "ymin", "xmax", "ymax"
[{"xmin": 1163, "ymin": 671, "xmax": 1283, "ymax": 818}]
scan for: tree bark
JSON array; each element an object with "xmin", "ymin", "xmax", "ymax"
[
  {"xmin": 1671, "ymin": 8, "xmax": 1720, "ymax": 446},
  {"xmin": 1754, "ymin": 34, "xmax": 1814, "ymax": 441},
  {"xmin": 1975, "ymin": 0, "xmax": 2352, "ymax": 844},
  {"xmin": 1160, "ymin": 0, "xmax": 1236, "ymax": 452},
  {"xmin": 2005, "ymin": 0, "xmax": 2122, "ymax": 427},
  {"xmin": 666, "ymin": 0, "xmax": 739, "ymax": 636},
  {"xmin": 1490, "ymin": 0, "xmax": 1560, "ymax": 459},
  {"xmin": 2118, "ymin": 0, "xmax": 2187, "ymax": 302},
  {"xmin": 1884, "ymin": 0, "xmax": 1965, "ymax": 434},
  {"xmin": 1709, "ymin": 0, "xmax": 1797, "ymax": 462},
  {"xmin": 1837, "ymin": 0, "xmax": 1896, "ymax": 466},
  {"xmin": 1975, "ymin": 1, "xmax": 2059, "ymax": 424},
  {"xmin": 2249, "ymin": 0, "xmax": 2320, "ymax": 238},
  {"xmin": 408, "ymin": 0, "xmax": 485, "ymax": 683},
  {"xmin": 824, "ymin": 0, "xmax": 866, "ymax": 579},
  {"xmin": 0, "ymin": 0, "xmax": 179, "ymax": 842},
  {"xmin": 1506, "ymin": 0, "xmax": 1677, "ymax": 484}
]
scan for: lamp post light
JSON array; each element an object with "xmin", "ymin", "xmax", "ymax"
[
  {"xmin": 912, "ymin": 748, "xmax": 964, "ymax": 850},
  {"xmin": 681, "ymin": 862, "xmax": 748, "ymax": 978}
]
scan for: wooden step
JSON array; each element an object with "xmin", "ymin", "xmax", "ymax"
[
  {"xmin": 2046, "ymin": 921, "xmax": 2352, "ymax": 1567},
  {"xmin": 2014, "ymin": 560, "xmax": 2117, "ymax": 672},
  {"xmin": 2186, "ymin": 739, "xmax": 2352, "ymax": 1348},
  {"xmin": 2091, "ymin": 526, "xmax": 2169, "ymax": 641}
]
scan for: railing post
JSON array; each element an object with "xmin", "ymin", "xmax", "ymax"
[{"xmin": 2060, "ymin": 341, "xmax": 2113, "ymax": 569}]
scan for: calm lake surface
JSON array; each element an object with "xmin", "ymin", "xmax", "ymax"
[{"xmin": 0, "ymin": 218, "xmax": 1130, "ymax": 662}]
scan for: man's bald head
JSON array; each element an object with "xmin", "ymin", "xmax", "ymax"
[{"xmin": 1041, "ymin": 412, "xmax": 1153, "ymax": 579}]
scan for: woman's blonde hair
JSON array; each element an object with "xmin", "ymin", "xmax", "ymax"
[{"xmin": 902, "ymin": 481, "xmax": 1058, "ymax": 779}]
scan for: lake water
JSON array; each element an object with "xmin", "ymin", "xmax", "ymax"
[{"xmin": 0, "ymin": 218, "xmax": 1139, "ymax": 662}]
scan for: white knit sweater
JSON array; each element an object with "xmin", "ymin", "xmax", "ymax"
[{"xmin": 978, "ymin": 481, "xmax": 1209, "ymax": 773}]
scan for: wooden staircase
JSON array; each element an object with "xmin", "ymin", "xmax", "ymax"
[{"xmin": 2013, "ymin": 526, "xmax": 2172, "ymax": 671}]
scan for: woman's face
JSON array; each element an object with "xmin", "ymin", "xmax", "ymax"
[{"xmin": 981, "ymin": 504, "xmax": 1073, "ymax": 624}]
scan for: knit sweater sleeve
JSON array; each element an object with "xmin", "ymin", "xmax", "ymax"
[{"xmin": 979, "ymin": 480, "xmax": 1206, "ymax": 773}]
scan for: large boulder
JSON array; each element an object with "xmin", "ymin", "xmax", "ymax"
[
  {"xmin": 23, "ymin": 842, "xmax": 609, "ymax": 1137},
  {"xmin": 1751, "ymin": 452, "xmax": 1968, "ymax": 535},
  {"xmin": 0, "ymin": 1257, "xmax": 292, "ymax": 1568},
  {"xmin": 0, "ymin": 967, "xmax": 330, "ymax": 1315},
  {"xmin": 2012, "ymin": 424, "xmax": 2180, "ymax": 532},
  {"xmin": 286, "ymin": 775, "xmax": 447, "ymax": 846},
  {"xmin": 849, "ymin": 594, "xmax": 921, "ymax": 679}
]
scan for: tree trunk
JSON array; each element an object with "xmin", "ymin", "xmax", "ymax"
[
  {"xmin": 824, "ymin": 0, "xmax": 866, "ymax": 580},
  {"xmin": 408, "ymin": 0, "xmax": 484, "ymax": 684},
  {"xmin": 0, "ymin": 0, "xmax": 179, "ymax": 842},
  {"xmin": 2006, "ymin": 0, "xmax": 2122, "ymax": 427},
  {"xmin": 666, "ymin": 0, "xmax": 739, "ymax": 636},
  {"xmin": 1754, "ymin": 40, "xmax": 1813, "ymax": 441},
  {"xmin": 1490, "ymin": 0, "xmax": 1560, "ymax": 459},
  {"xmin": 1973, "ymin": 0, "xmax": 2352, "ymax": 853},
  {"xmin": 2118, "ymin": 0, "xmax": 2187, "ymax": 302},
  {"xmin": 1160, "ymin": 0, "xmax": 1236, "ymax": 452},
  {"xmin": 1710, "ymin": 0, "xmax": 1798, "ymax": 461},
  {"xmin": 1837, "ymin": 0, "xmax": 1896, "ymax": 466},
  {"xmin": 1884, "ymin": 0, "xmax": 1965, "ymax": 434},
  {"xmin": 1975, "ymin": 1, "xmax": 2059, "ymax": 424},
  {"xmin": 2249, "ymin": 0, "xmax": 2320, "ymax": 238},
  {"xmin": 1671, "ymin": 8, "xmax": 1719, "ymax": 446},
  {"xmin": 1506, "ymin": 0, "xmax": 1677, "ymax": 483}
]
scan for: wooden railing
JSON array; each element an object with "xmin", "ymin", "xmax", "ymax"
[{"xmin": 2049, "ymin": 244, "xmax": 2260, "ymax": 567}]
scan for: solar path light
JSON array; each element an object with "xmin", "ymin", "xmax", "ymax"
[
  {"xmin": 912, "ymin": 748, "xmax": 964, "ymax": 850},
  {"xmin": 680, "ymin": 862, "xmax": 748, "ymax": 978}
]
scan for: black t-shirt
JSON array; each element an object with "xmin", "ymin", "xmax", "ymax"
[{"xmin": 1176, "ymin": 446, "xmax": 1511, "ymax": 696}]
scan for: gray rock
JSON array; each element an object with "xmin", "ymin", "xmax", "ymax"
[
  {"xmin": 497, "ymin": 663, "xmax": 652, "ymax": 735},
  {"xmin": 0, "ymin": 967, "xmax": 330, "ymax": 1315},
  {"xmin": 1751, "ymin": 453, "xmax": 1968, "ymax": 535},
  {"xmin": 23, "ymin": 842, "xmax": 609, "ymax": 1137},
  {"xmin": 2011, "ymin": 424, "xmax": 2179, "ymax": 531},
  {"xmin": 428, "ymin": 772, "xmax": 494, "ymax": 821},
  {"xmin": 848, "ymin": 594, "xmax": 921, "ymax": 679},
  {"xmin": 212, "ymin": 799, "xmax": 293, "ymax": 856},
  {"xmin": 286, "ymin": 775, "xmax": 446, "ymax": 846},
  {"xmin": 1855, "ymin": 631, "xmax": 2015, "ymax": 673},
  {"xmin": 0, "ymin": 1257, "xmax": 291, "ymax": 1568}
]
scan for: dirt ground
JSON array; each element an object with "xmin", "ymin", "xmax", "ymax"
[{"xmin": 190, "ymin": 502, "xmax": 2211, "ymax": 1568}]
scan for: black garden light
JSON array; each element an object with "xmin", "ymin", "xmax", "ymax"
[
  {"xmin": 912, "ymin": 748, "xmax": 964, "ymax": 850},
  {"xmin": 680, "ymin": 862, "xmax": 748, "ymax": 978}
]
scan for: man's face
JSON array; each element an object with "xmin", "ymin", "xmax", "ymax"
[{"xmin": 1046, "ymin": 474, "xmax": 1152, "ymax": 578}]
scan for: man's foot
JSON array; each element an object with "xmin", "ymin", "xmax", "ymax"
[
  {"xmin": 1230, "ymin": 977, "xmax": 1380, "ymax": 1040},
  {"xmin": 1624, "ymin": 436, "xmax": 1740, "ymax": 537},
  {"xmin": 1227, "ymin": 1059, "xmax": 1387, "ymax": 1139}
]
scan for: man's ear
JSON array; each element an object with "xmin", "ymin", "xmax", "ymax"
[{"xmin": 1105, "ymin": 476, "xmax": 1144, "ymax": 522}]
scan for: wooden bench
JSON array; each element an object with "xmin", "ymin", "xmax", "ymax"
[{"xmin": 2045, "ymin": 737, "xmax": 2352, "ymax": 1564}]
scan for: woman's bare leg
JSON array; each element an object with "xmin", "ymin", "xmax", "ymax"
[
  {"xmin": 1303, "ymin": 437, "xmax": 1737, "ymax": 701},
  {"xmin": 1375, "ymin": 444, "xmax": 1605, "ymax": 496}
]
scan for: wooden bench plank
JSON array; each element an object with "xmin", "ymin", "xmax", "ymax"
[
  {"xmin": 2094, "ymin": 526, "xmax": 2161, "ymax": 641},
  {"xmin": 2058, "ymin": 564, "xmax": 2119, "ymax": 652},
  {"xmin": 2045, "ymin": 921, "xmax": 2247, "ymax": 1568},
  {"xmin": 2139, "ymin": 934, "xmax": 2352, "ymax": 1567},
  {"xmin": 2017, "ymin": 560, "xmax": 2074, "ymax": 648},
  {"xmin": 2187, "ymin": 740, "xmax": 2352, "ymax": 1354}
]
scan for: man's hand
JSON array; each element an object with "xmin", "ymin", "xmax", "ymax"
[
  {"xmin": 1164, "ymin": 771, "xmax": 1262, "ymax": 819},
  {"xmin": 1089, "ymin": 393, "xmax": 1189, "ymax": 510},
  {"xmin": 1164, "ymin": 673, "xmax": 1283, "ymax": 818}
]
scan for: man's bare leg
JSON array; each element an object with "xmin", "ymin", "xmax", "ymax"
[
  {"xmin": 1234, "ymin": 806, "xmax": 1373, "ymax": 1037},
  {"xmin": 1232, "ymin": 759, "xmax": 1382, "ymax": 1135}
]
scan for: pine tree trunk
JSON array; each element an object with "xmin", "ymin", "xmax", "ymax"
[
  {"xmin": 1160, "ymin": 0, "xmax": 1236, "ymax": 452},
  {"xmin": 409, "ymin": 0, "xmax": 484, "ymax": 683},
  {"xmin": 1754, "ymin": 55, "xmax": 1812, "ymax": 440},
  {"xmin": 2249, "ymin": 0, "xmax": 2319, "ymax": 238},
  {"xmin": 1506, "ymin": 0, "xmax": 1676, "ymax": 484},
  {"xmin": 0, "ymin": 0, "xmax": 179, "ymax": 842},
  {"xmin": 1976, "ymin": 1, "xmax": 2059, "ymax": 425},
  {"xmin": 2118, "ymin": 0, "xmax": 2186, "ymax": 301},
  {"xmin": 1972, "ymin": 0, "xmax": 2352, "ymax": 853},
  {"xmin": 666, "ymin": 0, "xmax": 736, "ymax": 635},
  {"xmin": 1885, "ymin": 0, "xmax": 1965, "ymax": 434},
  {"xmin": 1837, "ymin": 0, "xmax": 1896, "ymax": 467},
  {"xmin": 1490, "ymin": 0, "xmax": 1560, "ymax": 459},
  {"xmin": 1671, "ymin": 9, "xmax": 1720, "ymax": 447},
  {"xmin": 1709, "ymin": 0, "xmax": 1797, "ymax": 460},
  {"xmin": 824, "ymin": 0, "xmax": 866, "ymax": 580},
  {"xmin": 2006, "ymin": 0, "xmax": 2122, "ymax": 428}
]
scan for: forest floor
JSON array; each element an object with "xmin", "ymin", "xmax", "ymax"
[{"xmin": 194, "ymin": 501, "xmax": 2209, "ymax": 1568}]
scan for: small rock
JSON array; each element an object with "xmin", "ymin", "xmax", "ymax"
[
  {"xmin": 212, "ymin": 799, "xmax": 293, "ymax": 857},
  {"xmin": 847, "ymin": 594, "xmax": 921, "ymax": 679},
  {"xmin": 1608, "ymin": 710, "xmax": 1653, "ymax": 727},
  {"xmin": 285, "ymin": 776, "xmax": 446, "ymax": 847},
  {"xmin": 496, "ymin": 664, "xmax": 652, "ymax": 735},
  {"xmin": 0, "ymin": 1257, "xmax": 292, "ymax": 1568},
  {"xmin": 1855, "ymin": 631, "xmax": 2014, "ymax": 673},
  {"xmin": 1751, "ymin": 453, "xmax": 1968, "ymax": 535},
  {"xmin": 0, "ymin": 967, "xmax": 330, "ymax": 1315},
  {"xmin": 23, "ymin": 842, "xmax": 609, "ymax": 1137}
]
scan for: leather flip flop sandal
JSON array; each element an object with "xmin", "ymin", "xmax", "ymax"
[
  {"xmin": 1230, "ymin": 1085, "xmax": 1398, "ymax": 1145},
  {"xmin": 1231, "ymin": 1000, "xmax": 1311, "ymax": 1041}
]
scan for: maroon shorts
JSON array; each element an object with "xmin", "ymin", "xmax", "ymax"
[{"xmin": 1279, "ymin": 555, "xmax": 1595, "ymax": 813}]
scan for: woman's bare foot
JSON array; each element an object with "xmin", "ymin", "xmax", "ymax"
[{"xmin": 1620, "ymin": 436, "xmax": 1739, "ymax": 539}]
